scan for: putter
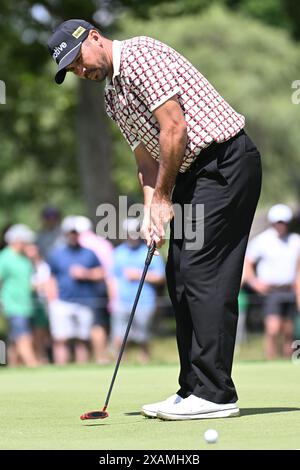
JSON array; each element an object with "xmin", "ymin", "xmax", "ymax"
[{"xmin": 80, "ymin": 239, "xmax": 156, "ymax": 420}]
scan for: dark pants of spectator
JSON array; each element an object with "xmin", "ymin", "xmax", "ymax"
[{"xmin": 166, "ymin": 130, "xmax": 262, "ymax": 404}]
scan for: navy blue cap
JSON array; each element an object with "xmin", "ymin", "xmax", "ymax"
[
  {"xmin": 41, "ymin": 206, "xmax": 61, "ymax": 219},
  {"xmin": 47, "ymin": 19, "xmax": 95, "ymax": 84}
]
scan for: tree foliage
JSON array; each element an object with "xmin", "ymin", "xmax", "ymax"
[
  {"xmin": 113, "ymin": 5, "xmax": 300, "ymax": 205},
  {"xmin": 225, "ymin": 0, "xmax": 300, "ymax": 39},
  {"xmin": 0, "ymin": 1, "xmax": 300, "ymax": 229}
]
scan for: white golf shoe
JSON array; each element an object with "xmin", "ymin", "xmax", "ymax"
[
  {"xmin": 157, "ymin": 394, "xmax": 240, "ymax": 421},
  {"xmin": 141, "ymin": 394, "xmax": 184, "ymax": 418}
]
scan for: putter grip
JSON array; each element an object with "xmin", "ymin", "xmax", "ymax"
[{"xmin": 145, "ymin": 240, "xmax": 156, "ymax": 266}]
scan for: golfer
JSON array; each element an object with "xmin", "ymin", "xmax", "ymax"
[{"xmin": 47, "ymin": 19, "xmax": 262, "ymax": 420}]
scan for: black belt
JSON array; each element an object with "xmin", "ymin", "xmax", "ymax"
[{"xmin": 183, "ymin": 128, "xmax": 245, "ymax": 175}]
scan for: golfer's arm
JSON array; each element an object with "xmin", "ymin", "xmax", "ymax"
[
  {"xmin": 134, "ymin": 143, "xmax": 159, "ymax": 209},
  {"xmin": 152, "ymin": 96, "xmax": 187, "ymax": 198}
]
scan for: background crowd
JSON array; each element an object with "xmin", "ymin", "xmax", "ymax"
[
  {"xmin": 0, "ymin": 207, "xmax": 165, "ymax": 366},
  {"xmin": 0, "ymin": 202, "xmax": 300, "ymax": 367},
  {"xmin": 1, "ymin": 1, "xmax": 300, "ymax": 368}
]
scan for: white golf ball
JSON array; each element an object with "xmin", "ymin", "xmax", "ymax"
[{"xmin": 204, "ymin": 429, "xmax": 218, "ymax": 444}]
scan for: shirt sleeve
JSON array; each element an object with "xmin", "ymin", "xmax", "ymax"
[
  {"xmin": 47, "ymin": 254, "xmax": 58, "ymax": 276},
  {"xmin": 296, "ymin": 235, "xmax": 300, "ymax": 257},
  {"xmin": 88, "ymin": 251, "xmax": 101, "ymax": 269},
  {"xmin": 38, "ymin": 262, "xmax": 51, "ymax": 282},
  {"xmin": 246, "ymin": 236, "xmax": 263, "ymax": 263},
  {"xmin": 47, "ymin": 249, "xmax": 65, "ymax": 276},
  {"xmin": 127, "ymin": 41, "xmax": 181, "ymax": 112}
]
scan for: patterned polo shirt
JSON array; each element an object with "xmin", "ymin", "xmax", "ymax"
[{"xmin": 104, "ymin": 36, "xmax": 245, "ymax": 173}]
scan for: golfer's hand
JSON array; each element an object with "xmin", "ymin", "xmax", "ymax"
[
  {"xmin": 150, "ymin": 193, "xmax": 174, "ymax": 249},
  {"xmin": 141, "ymin": 207, "xmax": 160, "ymax": 255}
]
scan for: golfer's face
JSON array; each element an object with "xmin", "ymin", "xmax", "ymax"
[{"xmin": 66, "ymin": 33, "xmax": 109, "ymax": 82}]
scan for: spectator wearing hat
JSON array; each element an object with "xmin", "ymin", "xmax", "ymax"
[
  {"xmin": 111, "ymin": 218, "xmax": 165, "ymax": 363},
  {"xmin": 244, "ymin": 204, "xmax": 300, "ymax": 359},
  {"xmin": 37, "ymin": 206, "xmax": 65, "ymax": 259},
  {"xmin": 0, "ymin": 224, "xmax": 39, "ymax": 367},
  {"xmin": 75, "ymin": 215, "xmax": 112, "ymax": 364},
  {"xmin": 46, "ymin": 216, "xmax": 105, "ymax": 364}
]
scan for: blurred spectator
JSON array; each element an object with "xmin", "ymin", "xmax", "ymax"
[
  {"xmin": 37, "ymin": 206, "xmax": 65, "ymax": 259},
  {"xmin": 47, "ymin": 216, "xmax": 105, "ymax": 364},
  {"xmin": 77, "ymin": 216, "xmax": 114, "ymax": 280},
  {"xmin": 236, "ymin": 289, "xmax": 249, "ymax": 347},
  {"xmin": 0, "ymin": 224, "xmax": 12, "ymax": 250},
  {"xmin": 111, "ymin": 218, "xmax": 165, "ymax": 363},
  {"xmin": 24, "ymin": 243, "xmax": 51, "ymax": 364},
  {"xmin": 244, "ymin": 204, "xmax": 300, "ymax": 359},
  {"xmin": 0, "ymin": 224, "xmax": 39, "ymax": 367},
  {"xmin": 76, "ymin": 215, "xmax": 112, "ymax": 364}
]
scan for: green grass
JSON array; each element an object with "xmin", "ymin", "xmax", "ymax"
[
  {"xmin": 148, "ymin": 334, "xmax": 266, "ymax": 364},
  {"xmin": 0, "ymin": 360, "xmax": 300, "ymax": 450}
]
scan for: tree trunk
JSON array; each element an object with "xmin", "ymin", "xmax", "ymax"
[{"xmin": 76, "ymin": 79, "xmax": 117, "ymax": 223}]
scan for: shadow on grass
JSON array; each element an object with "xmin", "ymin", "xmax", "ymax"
[
  {"xmin": 126, "ymin": 408, "xmax": 300, "ymax": 418},
  {"xmin": 241, "ymin": 407, "xmax": 300, "ymax": 416},
  {"xmin": 83, "ymin": 419, "xmax": 144, "ymax": 427},
  {"xmin": 126, "ymin": 409, "xmax": 300, "ymax": 416},
  {"xmin": 82, "ymin": 423, "xmax": 111, "ymax": 427},
  {"xmin": 82, "ymin": 408, "xmax": 300, "ymax": 425},
  {"xmin": 82, "ymin": 413, "xmax": 144, "ymax": 426}
]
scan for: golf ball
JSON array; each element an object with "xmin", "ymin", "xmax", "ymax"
[{"xmin": 204, "ymin": 429, "xmax": 218, "ymax": 444}]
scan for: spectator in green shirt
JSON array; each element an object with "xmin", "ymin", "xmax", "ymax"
[{"xmin": 0, "ymin": 224, "xmax": 39, "ymax": 367}]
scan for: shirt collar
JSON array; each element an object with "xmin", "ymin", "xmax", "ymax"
[{"xmin": 105, "ymin": 40, "xmax": 122, "ymax": 90}]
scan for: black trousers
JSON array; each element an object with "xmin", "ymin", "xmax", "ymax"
[{"xmin": 166, "ymin": 130, "xmax": 262, "ymax": 404}]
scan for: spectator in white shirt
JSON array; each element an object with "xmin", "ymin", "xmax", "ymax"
[{"xmin": 244, "ymin": 204, "xmax": 300, "ymax": 359}]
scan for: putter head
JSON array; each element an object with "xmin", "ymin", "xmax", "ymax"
[{"xmin": 80, "ymin": 410, "xmax": 109, "ymax": 420}]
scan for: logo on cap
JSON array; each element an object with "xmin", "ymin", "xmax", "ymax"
[
  {"xmin": 52, "ymin": 42, "xmax": 68, "ymax": 60},
  {"xmin": 72, "ymin": 26, "xmax": 86, "ymax": 39}
]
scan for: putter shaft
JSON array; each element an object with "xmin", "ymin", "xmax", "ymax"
[{"xmin": 103, "ymin": 240, "xmax": 156, "ymax": 410}]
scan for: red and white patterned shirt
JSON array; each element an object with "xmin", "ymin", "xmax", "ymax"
[{"xmin": 104, "ymin": 37, "xmax": 245, "ymax": 173}]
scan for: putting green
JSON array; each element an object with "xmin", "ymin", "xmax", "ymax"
[{"xmin": 0, "ymin": 361, "xmax": 299, "ymax": 450}]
